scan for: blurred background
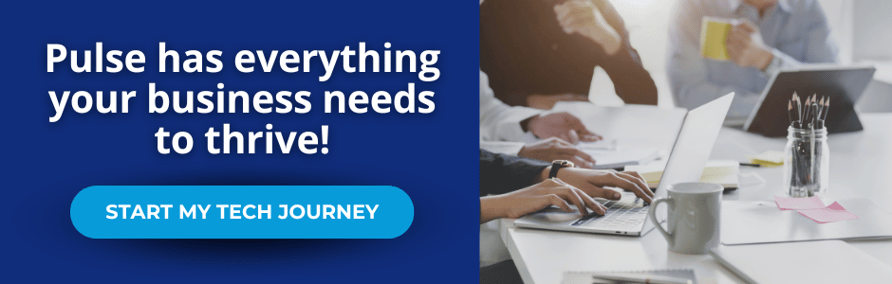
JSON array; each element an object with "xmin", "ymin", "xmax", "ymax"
[{"xmin": 586, "ymin": 0, "xmax": 892, "ymax": 112}]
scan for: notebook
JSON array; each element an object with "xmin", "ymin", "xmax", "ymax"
[
  {"xmin": 583, "ymin": 148, "xmax": 660, "ymax": 169},
  {"xmin": 711, "ymin": 240, "xmax": 892, "ymax": 284},
  {"xmin": 625, "ymin": 160, "xmax": 739, "ymax": 189},
  {"xmin": 563, "ymin": 269, "xmax": 697, "ymax": 284}
]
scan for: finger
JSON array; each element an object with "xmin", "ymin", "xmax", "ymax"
[
  {"xmin": 556, "ymin": 11, "xmax": 573, "ymax": 27},
  {"xmin": 734, "ymin": 19, "xmax": 755, "ymax": 33},
  {"xmin": 574, "ymin": 126, "xmax": 600, "ymax": 141},
  {"xmin": 550, "ymin": 179, "xmax": 602, "ymax": 214},
  {"xmin": 741, "ymin": 20, "xmax": 757, "ymax": 32},
  {"xmin": 576, "ymin": 126, "xmax": 596, "ymax": 136},
  {"xmin": 561, "ymin": 186, "xmax": 590, "ymax": 215},
  {"xmin": 563, "ymin": 112, "xmax": 583, "ymax": 125},
  {"xmin": 555, "ymin": 138, "xmax": 576, "ymax": 148},
  {"xmin": 570, "ymin": 148, "xmax": 597, "ymax": 166},
  {"xmin": 567, "ymin": 129, "xmax": 580, "ymax": 144},
  {"xmin": 618, "ymin": 172, "xmax": 653, "ymax": 197},
  {"xmin": 544, "ymin": 194, "xmax": 574, "ymax": 212},
  {"xmin": 563, "ymin": 14, "xmax": 593, "ymax": 30},
  {"xmin": 602, "ymin": 173, "xmax": 653, "ymax": 203},
  {"xmin": 577, "ymin": 132, "xmax": 600, "ymax": 142},
  {"xmin": 727, "ymin": 32, "xmax": 746, "ymax": 48},
  {"xmin": 576, "ymin": 182, "xmax": 622, "ymax": 200},
  {"xmin": 570, "ymin": 155, "xmax": 594, "ymax": 169},
  {"xmin": 729, "ymin": 30, "xmax": 750, "ymax": 44},
  {"xmin": 571, "ymin": 187, "xmax": 605, "ymax": 215},
  {"xmin": 560, "ymin": 133, "xmax": 573, "ymax": 144},
  {"xmin": 726, "ymin": 45, "xmax": 741, "ymax": 61}
]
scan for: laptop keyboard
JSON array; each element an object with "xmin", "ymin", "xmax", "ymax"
[{"xmin": 570, "ymin": 197, "xmax": 649, "ymax": 231}]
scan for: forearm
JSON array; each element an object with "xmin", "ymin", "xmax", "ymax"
[
  {"xmin": 480, "ymin": 196, "xmax": 503, "ymax": 224},
  {"xmin": 536, "ymin": 166, "xmax": 551, "ymax": 184},
  {"xmin": 602, "ymin": 43, "xmax": 658, "ymax": 105},
  {"xmin": 479, "ymin": 150, "xmax": 551, "ymax": 196}
]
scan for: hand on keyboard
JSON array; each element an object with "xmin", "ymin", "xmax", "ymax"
[{"xmin": 553, "ymin": 168, "xmax": 654, "ymax": 203}]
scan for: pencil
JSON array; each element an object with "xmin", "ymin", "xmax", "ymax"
[
  {"xmin": 804, "ymin": 96, "xmax": 811, "ymax": 125},
  {"xmin": 788, "ymin": 100, "xmax": 793, "ymax": 126}
]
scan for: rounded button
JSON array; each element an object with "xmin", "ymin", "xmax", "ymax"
[{"xmin": 70, "ymin": 185, "xmax": 414, "ymax": 239}]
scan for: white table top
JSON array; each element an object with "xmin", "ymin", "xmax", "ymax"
[{"xmin": 502, "ymin": 107, "xmax": 892, "ymax": 284}]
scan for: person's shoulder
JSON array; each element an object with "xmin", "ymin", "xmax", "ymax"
[
  {"xmin": 782, "ymin": 0, "xmax": 828, "ymax": 20},
  {"xmin": 783, "ymin": 0, "xmax": 822, "ymax": 12},
  {"xmin": 669, "ymin": 0, "xmax": 712, "ymax": 21}
]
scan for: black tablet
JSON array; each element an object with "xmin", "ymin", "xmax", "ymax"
[{"xmin": 743, "ymin": 65, "xmax": 875, "ymax": 137}]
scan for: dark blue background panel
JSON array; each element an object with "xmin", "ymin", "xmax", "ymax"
[{"xmin": 1, "ymin": 0, "xmax": 479, "ymax": 282}]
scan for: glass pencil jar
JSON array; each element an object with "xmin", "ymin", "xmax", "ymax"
[{"xmin": 783, "ymin": 126, "xmax": 829, "ymax": 197}]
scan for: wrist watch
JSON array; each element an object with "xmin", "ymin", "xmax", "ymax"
[{"xmin": 549, "ymin": 160, "xmax": 575, "ymax": 179}]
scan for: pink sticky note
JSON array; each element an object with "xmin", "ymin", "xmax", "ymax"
[
  {"xmin": 775, "ymin": 195, "xmax": 825, "ymax": 210},
  {"xmin": 798, "ymin": 202, "xmax": 859, "ymax": 224},
  {"xmin": 826, "ymin": 201, "xmax": 845, "ymax": 211}
]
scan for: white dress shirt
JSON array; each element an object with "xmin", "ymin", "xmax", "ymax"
[
  {"xmin": 667, "ymin": 0, "xmax": 838, "ymax": 118},
  {"xmin": 479, "ymin": 70, "xmax": 541, "ymax": 155}
]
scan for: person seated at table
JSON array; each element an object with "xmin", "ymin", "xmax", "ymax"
[
  {"xmin": 481, "ymin": 70, "xmax": 602, "ymax": 168},
  {"xmin": 667, "ymin": 0, "xmax": 839, "ymax": 119},
  {"xmin": 479, "ymin": 149, "xmax": 652, "ymax": 284},
  {"xmin": 479, "ymin": 149, "xmax": 653, "ymax": 222},
  {"xmin": 480, "ymin": 0, "xmax": 658, "ymax": 110}
]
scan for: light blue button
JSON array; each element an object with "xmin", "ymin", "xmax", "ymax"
[{"xmin": 70, "ymin": 185, "xmax": 413, "ymax": 239}]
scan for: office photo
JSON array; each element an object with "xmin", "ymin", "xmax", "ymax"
[{"xmin": 478, "ymin": 0, "xmax": 892, "ymax": 283}]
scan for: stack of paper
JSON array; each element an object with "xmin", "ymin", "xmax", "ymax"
[
  {"xmin": 625, "ymin": 160, "xmax": 739, "ymax": 189},
  {"xmin": 774, "ymin": 196, "xmax": 859, "ymax": 224},
  {"xmin": 747, "ymin": 151, "xmax": 784, "ymax": 167},
  {"xmin": 584, "ymin": 148, "xmax": 660, "ymax": 170}
]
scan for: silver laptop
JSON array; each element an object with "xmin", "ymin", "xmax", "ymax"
[{"xmin": 514, "ymin": 93, "xmax": 734, "ymax": 236}]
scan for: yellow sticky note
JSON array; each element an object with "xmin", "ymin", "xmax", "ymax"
[
  {"xmin": 746, "ymin": 151, "xmax": 785, "ymax": 168},
  {"xmin": 700, "ymin": 17, "xmax": 733, "ymax": 61}
]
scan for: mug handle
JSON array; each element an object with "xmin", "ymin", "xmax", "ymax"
[{"xmin": 647, "ymin": 196, "xmax": 674, "ymax": 246}]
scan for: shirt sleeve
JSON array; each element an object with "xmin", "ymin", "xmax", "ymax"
[
  {"xmin": 772, "ymin": 1, "xmax": 840, "ymax": 68},
  {"xmin": 479, "ymin": 70, "xmax": 542, "ymax": 142},
  {"xmin": 666, "ymin": 0, "xmax": 761, "ymax": 117},
  {"xmin": 479, "ymin": 141, "xmax": 525, "ymax": 156},
  {"xmin": 480, "ymin": 149, "xmax": 550, "ymax": 196},
  {"xmin": 591, "ymin": 0, "xmax": 658, "ymax": 105}
]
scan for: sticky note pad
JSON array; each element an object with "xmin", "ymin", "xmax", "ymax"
[
  {"xmin": 747, "ymin": 151, "xmax": 785, "ymax": 168},
  {"xmin": 775, "ymin": 195, "xmax": 825, "ymax": 210},
  {"xmin": 700, "ymin": 17, "xmax": 733, "ymax": 61},
  {"xmin": 798, "ymin": 202, "xmax": 860, "ymax": 224}
]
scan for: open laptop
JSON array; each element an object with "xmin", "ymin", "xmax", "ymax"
[{"xmin": 514, "ymin": 93, "xmax": 734, "ymax": 236}]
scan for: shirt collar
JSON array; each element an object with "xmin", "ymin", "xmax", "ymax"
[{"xmin": 726, "ymin": 0, "xmax": 792, "ymax": 14}]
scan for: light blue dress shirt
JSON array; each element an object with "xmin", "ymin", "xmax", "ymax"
[{"xmin": 667, "ymin": 0, "xmax": 839, "ymax": 118}]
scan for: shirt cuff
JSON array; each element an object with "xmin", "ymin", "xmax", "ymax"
[
  {"xmin": 494, "ymin": 108, "xmax": 542, "ymax": 141},
  {"xmin": 479, "ymin": 141, "xmax": 525, "ymax": 156},
  {"xmin": 766, "ymin": 49, "xmax": 801, "ymax": 74}
]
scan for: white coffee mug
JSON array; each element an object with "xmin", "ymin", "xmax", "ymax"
[{"xmin": 647, "ymin": 182, "xmax": 723, "ymax": 254}]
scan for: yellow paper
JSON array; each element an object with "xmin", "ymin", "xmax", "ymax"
[
  {"xmin": 746, "ymin": 151, "xmax": 785, "ymax": 168},
  {"xmin": 700, "ymin": 17, "xmax": 733, "ymax": 61},
  {"xmin": 629, "ymin": 160, "xmax": 739, "ymax": 188}
]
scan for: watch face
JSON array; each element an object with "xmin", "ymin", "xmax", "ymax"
[{"xmin": 554, "ymin": 160, "xmax": 574, "ymax": 168}]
